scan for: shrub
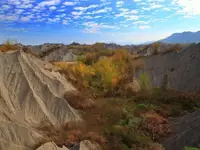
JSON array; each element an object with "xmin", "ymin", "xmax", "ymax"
[
  {"xmin": 136, "ymin": 103, "xmax": 148, "ymax": 110},
  {"xmin": 141, "ymin": 111, "xmax": 171, "ymax": 141},
  {"xmin": 77, "ymin": 55, "xmax": 86, "ymax": 64},
  {"xmin": 85, "ymin": 52, "xmax": 99, "ymax": 65},
  {"xmin": 94, "ymin": 58, "xmax": 120, "ymax": 92},
  {"xmin": 77, "ymin": 52, "xmax": 100, "ymax": 65},
  {"xmin": 54, "ymin": 62, "xmax": 95, "ymax": 89},
  {"xmin": 53, "ymin": 62, "xmax": 70, "ymax": 69},
  {"xmin": 138, "ymin": 72, "xmax": 151, "ymax": 92},
  {"xmin": 99, "ymin": 49, "xmax": 114, "ymax": 57},
  {"xmin": 37, "ymin": 121, "xmax": 106, "ymax": 149},
  {"xmin": 0, "ymin": 39, "xmax": 20, "ymax": 52},
  {"xmin": 92, "ymin": 49, "xmax": 133, "ymax": 93},
  {"xmin": 70, "ymin": 62, "xmax": 94, "ymax": 79},
  {"xmin": 64, "ymin": 91, "xmax": 94, "ymax": 110},
  {"xmin": 153, "ymin": 42, "xmax": 160, "ymax": 51}
]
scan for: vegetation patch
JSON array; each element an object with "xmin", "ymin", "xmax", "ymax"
[
  {"xmin": 54, "ymin": 49, "xmax": 141, "ymax": 97},
  {"xmin": 51, "ymin": 48, "xmax": 200, "ymax": 150},
  {"xmin": 0, "ymin": 40, "xmax": 20, "ymax": 52}
]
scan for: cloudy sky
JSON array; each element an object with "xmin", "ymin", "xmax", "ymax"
[{"xmin": 0, "ymin": 0, "xmax": 200, "ymax": 45}]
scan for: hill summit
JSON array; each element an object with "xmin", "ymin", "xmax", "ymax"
[{"xmin": 160, "ymin": 31, "xmax": 200, "ymax": 44}]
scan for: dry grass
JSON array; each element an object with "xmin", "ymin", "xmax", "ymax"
[
  {"xmin": 36, "ymin": 121, "xmax": 106, "ymax": 149},
  {"xmin": 0, "ymin": 40, "xmax": 20, "ymax": 52},
  {"xmin": 64, "ymin": 91, "xmax": 95, "ymax": 110}
]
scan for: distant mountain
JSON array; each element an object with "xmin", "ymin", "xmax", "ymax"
[{"xmin": 160, "ymin": 31, "xmax": 200, "ymax": 44}]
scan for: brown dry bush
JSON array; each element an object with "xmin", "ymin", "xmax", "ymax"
[
  {"xmin": 0, "ymin": 40, "xmax": 20, "ymax": 52},
  {"xmin": 36, "ymin": 121, "xmax": 106, "ymax": 149},
  {"xmin": 64, "ymin": 91, "xmax": 95, "ymax": 110},
  {"xmin": 141, "ymin": 111, "xmax": 171, "ymax": 141}
]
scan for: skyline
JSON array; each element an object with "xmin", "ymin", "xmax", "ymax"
[{"xmin": 0, "ymin": 0, "xmax": 200, "ymax": 45}]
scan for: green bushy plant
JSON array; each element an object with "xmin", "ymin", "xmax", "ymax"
[{"xmin": 138, "ymin": 72, "xmax": 151, "ymax": 92}]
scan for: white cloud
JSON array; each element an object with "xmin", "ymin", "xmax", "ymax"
[
  {"xmin": 48, "ymin": 17, "xmax": 60, "ymax": 23},
  {"xmin": 63, "ymin": 1, "xmax": 77, "ymax": 6},
  {"xmin": 74, "ymin": 5, "xmax": 98, "ymax": 11},
  {"xmin": 119, "ymin": 8, "xmax": 129, "ymax": 12},
  {"xmin": 50, "ymin": 6, "xmax": 56, "ymax": 10},
  {"xmin": 173, "ymin": 0, "xmax": 200, "ymax": 16},
  {"xmin": 38, "ymin": 0, "xmax": 61, "ymax": 7},
  {"xmin": 142, "ymin": 3, "xmax": 163, "ymax": 11},
  {"xmin": 63, "ymin": 20, "xmax": 68, "ymax": 25},
  {"xmin": 5, "ymin": 27, "xmax": 28, "ymax": 32},
  {"xmin": 72, "ymin": 11, "xmax": 84, "ymax": 16},
  {"xmin": 115, "ymin": 8, "xmax": 139, "ymax": 20},
  {"xmin": 116, "ymin": 1, "xmax": 124, "ymax": 7},
  {"xmin": 57, "ymin": 8, "xmax": 66, "ymax": 12},
  {"xmin": 0, "ymin": 15, "xmax": 19, "ymax": 21},
  {"xmin": 35, "ymin": 18, "xmax": 45, "ymax": 22},
  {"xmin": 1, "ymin": 5, "xmax": 11, "ymax": 10},
  {"xmin": 82, "ymin": 21, "xmax": 119, "ymax": 33},
  {"xmin": 17, "ymin": 4, "xmax": 33, "ymax": 9},
  {"xmin": 133, "ymin": 20, "xmax": 150, "ymax": 24},
  {"xmin": 163, "ymin": 7, "xmax": 170, "ymax": 11},
  {"xmin": 84, "ymin": 16, "xmax": 93, "ymax": 19},
  {"xmin": 126, "ymin": 15, "xmax": 139, "ymax": 20},
  {"xmin": 21, "ymin": 15, "xmax": 34, "ymax": 21},
  {"xmin": 15, "ymin": 9, "xmax": 24, "ymax": 14},
  {"xmin": 139, "ymin": 25, "xmax": 150, "ymax": 29},
  {"xmin": 83, "ymin": 28, "xmax": 98, "ymax": 34},
  {"xmin": 94, "ymin": 16, "xmax": 101, "ymax": 19},
  {"xmin": 87, "ymin": 7, "xmax": 112, "ymax": 14}
]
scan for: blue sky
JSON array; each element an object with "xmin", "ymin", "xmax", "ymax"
[{"xmin": 0, "ymin": 0, "xmax": 200, "ymax": 45}]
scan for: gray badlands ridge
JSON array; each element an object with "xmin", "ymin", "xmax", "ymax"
[
  {"xmin": 144, "ymin": 44, "xmax": 200, "ymax": 92},
  {"xmin": 0, "ymin": 50, "xmax": 81, "ymax": 150},
  {"xmin": 0, "ymin": 42, "xmax": 200, "ymax": 150}
]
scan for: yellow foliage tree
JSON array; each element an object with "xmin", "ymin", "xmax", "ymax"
[
  {"xmin": 54, "ymin": 62, "xmax": 94, "ymax": 88},
  {"xmin": 94, "ymin": 58, "xmax": 121, "ymax": 91}
]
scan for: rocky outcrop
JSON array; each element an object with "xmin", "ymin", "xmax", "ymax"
[
  {"xmin": 37, "ymin": 142, "xmax": 69, "ymax": 150},
  {"xmin": 42, "ymin": 47, "xmax": 69, "ymax": 62},
  {"xmin": 29, "ymin": 44, "xmax": 69, "ymax": 61},
  {"xmin": 62, "ymin": 51, "xmax": 77, "ymax": 62},
  {"xmin": 0, "ymin": 50, "xmax": 81, "ymax": 150},
  {"xmin": 79, "ymin": 140, "xmax": 101, "ymax": 150},
  {"xmin": 104, "ymin": 43, "xmax": 122, "ymax": 50},
  {"xmin": 30, "ymin": 44, "xmax": 77, "ymax": 62},
  {"xmin": 125, "ymin": 77, "xmax": 141, "ymax": 93},
  {"xmin": 142, "ymin": 44, "xmax": 200, "ymax": 92},
  {"xmin": 37, "ymin": 141, "xmax": 101, "ymax": 150}
]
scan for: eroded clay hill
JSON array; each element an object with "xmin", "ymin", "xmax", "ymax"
[
  {"xmin": 0, "ymin": 50, "xmax": 81, "ymax": 150},
  {"xmin": 136, "ymin": 44, "xmax": 200, "ymax": 92}
]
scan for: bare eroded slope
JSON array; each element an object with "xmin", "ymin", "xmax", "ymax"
[{"xmin": 0, "ymin": 50, "xmax": 81, "ymax": 150}]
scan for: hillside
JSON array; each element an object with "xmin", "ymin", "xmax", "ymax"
[
  {"xmin": 0, "ymin": 50, "xmax": 81, "ymax": 149},
  {"xmin": 160, "ymin": 31, "xmax": 200, "ymax": 44},
  {"xmin": 0, "ymin": 42, "xmax": 200, "ymax": 150}
]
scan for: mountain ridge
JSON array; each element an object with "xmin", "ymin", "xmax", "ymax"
[{"xmin": 160, "ymin": 30, "xmax": 200, "ymax": 44}]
